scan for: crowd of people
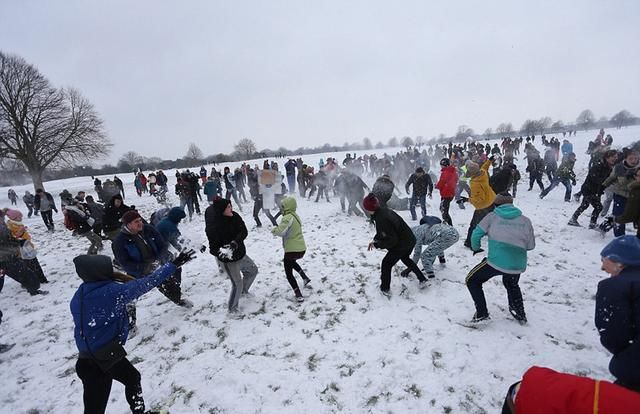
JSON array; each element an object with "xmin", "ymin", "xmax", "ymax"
[{"xmin": 1, "ymin": 128, "xmax": 639, "ymax": 413}]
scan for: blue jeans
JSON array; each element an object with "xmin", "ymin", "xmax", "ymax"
[
  {"xmin": 612, "ymin": 194, "xmax": 627, "ymax": 236},
  {"xmin": 409, "ymin": 194, "xmax": 427, "ymax": 220},
  {"xmin": 287, "ymin": 174, "xmax": 296, "ymax": 194},
  {"xmin": 541, "ymin": 177, "xmax": 572, "ymax": 201}
]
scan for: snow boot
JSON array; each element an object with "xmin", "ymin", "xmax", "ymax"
[
  {"xmin": 470, "ymin": 312, "xmax": 490, "ymax": 323},
  {"xmin": 438, "ymin": 255, "xmax": 446, "ymax": 264},
  {"xmin": 567, "ymin": 217, "xmax": 581, "ymax": 227},
  {"xmin": 509, "ymin": 308, "xmax": 527, "ymax": 325}
]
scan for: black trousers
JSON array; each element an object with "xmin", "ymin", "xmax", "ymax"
[
  {"xmin": 0, "ymin": 257, "xmax": 41, "ymax": 294},
  {"xmin": 380, "ymin": 249, "xmax": 425, "ymax": 291},
  {"xmin": 528, "ymin": 172, "xmax": 544, "ymax": 191},
  {"xmin": 40, "ymin": 210, "xmax": 54, "ymax": 230},
  {"xmin": 24, "ymin": 257, "xmax": 48, "ymax": 283},
  {"xmin": 439, "ymin": 197, "xmax": 453, "ymax": 225},
  {"xmin": 464, "ymin": 206, "xmax": 494, "ymax": 246},
  {"xmin": 283, "ymin": 251, "xmax": 307, "ymax": 293},
  {"xmin": 252, "ymin": 195, "xmax": 278, "ymax": 227},
  {"xmin": 76, "ymin": 357, "xmax": 145, "ymax": 414},
  {"xmin": 465, "ymin": 259, "xmax": 525, "ymax": 319},
  {"xmin": 572, "ymin": 194, "xmax": 603, "ymax": 224}
]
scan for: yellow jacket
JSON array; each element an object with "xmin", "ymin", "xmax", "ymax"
[{"xmin": 469, "ymin": 160, "xmax": 495, "ymax": 209}]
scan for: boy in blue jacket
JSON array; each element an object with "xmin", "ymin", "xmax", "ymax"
[
  {"xmin": 466, "ymin": 192, "xmax": 535, "ymax": 324},
  {"xmin": 70, "ymin": 251, "xmax": 194, "ymax": 414}
]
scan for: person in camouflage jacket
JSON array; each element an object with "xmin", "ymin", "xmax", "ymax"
[{"xmin": 539, "ymin": 153, "xmax": 577, "ymax": 202}]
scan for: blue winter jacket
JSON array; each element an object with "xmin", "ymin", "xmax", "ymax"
[
  {"xmin": 203, "ymin": 179, "xmax": 222, "ymax": 202},
  {"xmin": 70, "ymin": 258, "xmax": 177, "ymax": 354},
  {"xmin": 561, "ymin": 142, "xmax": 573, "ymax": 156},
  {"xmin": 112, "ymin": 224, "xmax": 167, "ymax": 278},
  {"xmin": 156, "ymin": 207, "xmax": 186, "ymax": 250},
  {"xmin": 471, "ymin": 204, "xmax": 535, "ymax": 274},
  {"xmin": 595, "ymin": 266, "xmax": 640, "ymax": 385}
]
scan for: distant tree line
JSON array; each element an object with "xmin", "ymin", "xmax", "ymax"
[{"xmin": 1, "ymin": 52, "xmax": 638, "ymax": 188}]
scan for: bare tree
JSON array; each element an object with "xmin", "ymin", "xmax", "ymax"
[
  {"xmin": 0, "ymin": 52, "xmax": 109, "ymax": 190},
  {"xmin": 185, "ymin": 142, "xmax": 203, "ymax": 163},
  {"xmin": 520, "ymin": 119, "xmax": 538, "ymax": 136},
  {"xmin": 496, "ymin": 122, "xmax": 514, "ymax": 135},
  {"xmin": 576, "ymin": 109, "xmax": 595, "ymax": 130},
  {"xmin": 538, "ymin": 117, "xmax": 552, "ymax": 134},
  {"xmin": 388, "ymin": 137, "xmax": 399, "ymax": 147},
  {"xmin": 401, "ymin": 136, "xmax": 414, "ymax": 147},
  {"xmin": 119, "ymin": 151, "xmax": 143, "ymax": 166},
  {"xmin": 234, "ymin": 138, "xmax": 257, "ymax": 159},
  {"xmin": 362, "ymin": 137, "xmax": 372, "ymax": 150},
  {"xmin": 484, "ymin": 128, "xmax": 493, "ymax": 137},
  {"xmin": 610, "ymin": 110, "xmax": 634, "ymax": 129},
  {"xmin": 455, "ymin": 125, "xmax": 474, "ymax": 141},
  {"xmin": 551, "ymin": 120, "xmax": 564, "ymax": 131}
]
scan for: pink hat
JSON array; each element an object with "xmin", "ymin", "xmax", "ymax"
[{"xmin": 5, "ymin": 209, "xmax": 23, "ymax": 222}]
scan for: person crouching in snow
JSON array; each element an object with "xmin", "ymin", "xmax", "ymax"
[
  {"xmin": 401, "ymin": 215, "xmax": 459, "ymax": 279},
  {"xmin": 466, "ymin": 192, "xmax": 535, "ymax": 324},
  {"xmin": 272, "ymin": 196, "xmax": 311, "ymax": 303},
  {"xmin": 205, "ymin": 198, "xmax": 258, "ymax": 317},
  {"xmin": 71, "ymin": 252, "xmax": 195, "ymax": 414},
  {"xmin": 363, "ymin": 193, "xmax": 428, "ymax": 297},
  {"xmin": 596, "ymin": 235, "xmax": 640, "ymax": 393}
]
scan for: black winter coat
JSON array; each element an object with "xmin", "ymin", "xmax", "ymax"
[
  {"xmin": 405, "ymin": 173, "xmax": 433, "ymax": 197},
  {"xmin": 490, "ymin": 168, "xmax": 513, "ymax": 194},
  {"xmin": 581, "ymin": 160, "xmax": 613, "ymax": 196},
  {"xmin": 205, "ymin": 205, "xmax": 248, "ymax": 262},
  {"xmin": 102, "ymin": 195, "xmax": 132, "ymax": 232},
  {"xmin": 595, "ymin": 267, "xmax": 640, "ymax": 386},
  {"xmin": 371, "ymin": 208, "xmax": 416, "ymax": 253}
]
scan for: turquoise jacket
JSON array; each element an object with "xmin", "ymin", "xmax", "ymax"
[{"xmin": 471, "ymin": 204, "xmax": 535, "ymax": 274}]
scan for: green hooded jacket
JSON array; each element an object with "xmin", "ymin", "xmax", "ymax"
[{"xmin": 272, "ymin": 197, "xmax": 307, "ymax": 253}]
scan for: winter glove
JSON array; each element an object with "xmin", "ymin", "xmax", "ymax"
[
  {"xmin": 571, "ymin": 179, "xmax": 576, "ymax": 186},
  {"xmin": 199, "ymin": 245, "xmax": 207, "ymax": 253},
  {"xmin": 428, "ymin": 193, "xmax": 432, "ymax": 199},
  {"xmin": 172, "ymin": 249, "xmax": 196, "ymax": 267},
  {"xmin": 472, "ymin": 248, "xmax": 484, "ymax": 256}
]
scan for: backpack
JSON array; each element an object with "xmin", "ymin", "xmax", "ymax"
[{"xmin": 63, "ymin": 209, "xmax": 78, "ymax": 231}]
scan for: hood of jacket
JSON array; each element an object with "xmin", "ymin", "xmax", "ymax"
[
  {"xmin": 74, "ymin": 255, "xmax": 113, "ymax": 282},
  {"xmin": 280, "ymin": 197, "xmax": 297, "ymax": 214},
  {"xmin": 167, "ymin": 207, "xmax": 186, "ymax": 223},
  {"xmin": 212, "ymin": 197, "xmax": 231, "ymax": 218},
  {"xmin": 493, "ymin": 204, "xmax": 522, "ymax": 219}
]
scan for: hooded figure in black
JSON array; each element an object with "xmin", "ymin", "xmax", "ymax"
[
  {"xmin": 71, "ymin": 253, "xmax": 194, "ymax": 414},
  {"xmin": 363, "ymin": 193, "xmax": 428, "ymax": 297},
  {"xmin": 102, "ymin": 194, "xmax": 133, "ymax": 240},
  {"xmin": 205, "ymin": 198, "xmax": 258, "ymax": 316}
]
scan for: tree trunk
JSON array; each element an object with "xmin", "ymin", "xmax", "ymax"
[{"xmin": 28, "ymin": 167, "xmax": 45, "ymax": 192}]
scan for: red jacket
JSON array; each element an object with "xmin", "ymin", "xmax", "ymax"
[
  {"xmin": 515, "ymin": 366, "xmax": 640, "ymax": 413},
  {"xmin": 435, "ymin": 166, "xmax": 458, "ymax": 198}
]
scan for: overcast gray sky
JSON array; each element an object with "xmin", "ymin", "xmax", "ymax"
[{"xmin": 1, "ymin": 1, "xmax": 639, "ymax": 164}]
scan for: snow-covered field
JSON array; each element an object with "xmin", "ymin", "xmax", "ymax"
[{"xmin": 1, "ymin": 127, "xmax": 638, "ymax": 413}]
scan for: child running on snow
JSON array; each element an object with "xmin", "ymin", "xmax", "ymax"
[{"xmin": 272, "ymin": 197, "xmax": 311, "ymax": 302}]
